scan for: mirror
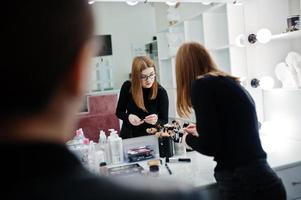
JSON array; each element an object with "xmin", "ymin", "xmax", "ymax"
[
  {"xmin": 89, "ymin": 2, "xmax": 214, "ymax": 92},
  {"xmin": 82, "ymin": 0, "xmax": 301, "ymax": 141},
  {"xmin": 85, "ymin": 2, "xmax": 216, "ymax": 138},
  {"xmin": 85, "ymin": 1, "xmax": 242, "ymax": 138}
]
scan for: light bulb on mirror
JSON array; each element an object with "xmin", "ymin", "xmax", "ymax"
[
  {"xmin": 88, "ymin": 1, "xmax": 95, "ymax": 4},
  {"xmin": 235, "ymin": 34, "xmax": 246, "ymax": 47},
  {"xmin": 166, "ymin": 0, "xmax": 178, "ymax": 6},
  {"xmin": 239, "ymin": 76, "xmax": 248, "ymax": 87},
  {"xmin": 232, "ymin": 0, "xmax": 243, "ymax": 5},
  {"xmin": 126, "ymin": 0, "xmax": 139, "ymax": 6},
  {"xmin": 256, "ymin": 28, "xmax": 272, "ymax": 44},
  {"xmin": 248, "ymin": 28, "xmax": 272, "ymax": 44},
  {"xmin": 202, "ymin": 1, "xmax": 211, "ymax": 5},
  {"xmin": 251, "ymin": 76, "xmax": 274, "ymax": 90},
  {"xmin": 260, "ymin": 76, "xmax": 275, "ymax": 89}
]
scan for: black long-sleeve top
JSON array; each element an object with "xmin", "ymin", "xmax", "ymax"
[
  {"xmin": 186, "ymin": 75, "xmax": 267, "ymax": 171},
  {"xmin": 116, "ymin": 80, "xmax": 169, "ymax": 138}
]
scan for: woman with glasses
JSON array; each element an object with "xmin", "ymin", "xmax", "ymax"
[
  {"xmin": 116, "ymin": 56, "xmax": 169, "ymax": 139},
  {"xmin": 176, "ymin": 42, "xmax": 286, "ymax": 200}
]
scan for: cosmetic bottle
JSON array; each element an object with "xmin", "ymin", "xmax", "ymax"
[
  {"xmin": 99, "ymin": 162, "xmax": 108, "ymax": 176},
  {"xmin": 149, "ymin": 165, "xmax": 159, "ymax": 177},
  {"xmin": 108, "ymin": 129, "xmax": 124, "ymax": 164}
]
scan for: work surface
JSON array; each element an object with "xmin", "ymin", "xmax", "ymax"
[{"xmin": 110, "ymin": 135, "xmax": 301, "ymax": 189}]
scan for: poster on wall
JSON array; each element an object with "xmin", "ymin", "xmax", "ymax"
[{"xmin": 94, "ymin": 35, "xmax": 113, "ymax": 57}]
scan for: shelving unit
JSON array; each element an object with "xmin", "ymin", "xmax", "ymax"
[
  {"xmin": 156, "ymin": 0, "xmax": 301, "ymax": 123},
  {"xmin": 156, "ymin": 2, "xmax": 246, "ymax": 120},
  {"xmin": 243, "ymin": 0, "xmax": 301, "ymax": 122},
  {"xmin": 202, "ymin": 5, "xmax": 229, "ymax": 49}
]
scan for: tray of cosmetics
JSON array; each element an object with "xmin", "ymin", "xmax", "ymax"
[
  {"xmin": 126, "ymin": 145, "xmax": 155, "ymax": 162},
  {"xmin": 107, "ymin": 163, "xmax": 144, "ymax": 177}
]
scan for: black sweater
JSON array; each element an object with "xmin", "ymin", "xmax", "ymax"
[
  {"xmin": 186, "ymin": 75, "xmax": 267, "ymax": 171},
  {"xmin": 116, "ymin": 81, "xmax": 169, "ymax": 138}
]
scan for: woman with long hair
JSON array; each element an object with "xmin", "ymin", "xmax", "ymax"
[
  {"xmin": 116, "ymin": 56, "xmax": 169, "ymax": 139},
  {"xmin": 176, "ymin": 42, "xmax": 286, "ymax": 200}
]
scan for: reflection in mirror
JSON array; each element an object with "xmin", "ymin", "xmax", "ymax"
[
  {"xmin": 77, "ymin": 1, "xmax": 248, "ymax": 140},
  {"xmin": 115, "ymin": 55, "xmax": 169, "ymax": 139},
  {"xmin": 91, "ymin": 2, "xmax": 215, "ymax": 139}
]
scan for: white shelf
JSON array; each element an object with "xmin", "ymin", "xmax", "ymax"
[
  {"xmin": 170, "ymin": 21, "xmax": 184, "ymax": 29},
  {"xmin": 187, "ymin": 3, "xmax": 224, "ymax": 22},
  {"xmin": 263, "ymin": 88, "xmax": 301, "ymax": 92},
  {"xmin": 208, "ymin": 44, "xmax": 236, "ymax": 51},
  {"xmin": 156, "ymin": 3, "xmax": 245, "ymax": 119},
  {"xmin": 160, "ymin": 57, "xmax": 172, "ymax": 61},
  {"xmin": 203, "ymin": 3, "xmax": 226, "ymax": 14},
  {"xmin": 271, "ymin": 30, "xmax": 301, "ymax": 41}
]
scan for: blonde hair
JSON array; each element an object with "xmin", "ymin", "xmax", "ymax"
[
  {"xmin": 131, "ymin": 56, "xmax": 158, "ymax": 112},
  {"xmin": 176, "ymin": 42, "xmax": 239, "ymax": 117}
]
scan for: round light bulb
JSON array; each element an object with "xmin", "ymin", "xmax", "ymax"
[
  {"xmin": 235, "ymin": 34, "xmax": 245, "ymax": 47},
  {"xmin": 88, "ymin": 1, "xmax": 95, "ymax": 4},
  {"xmin": 257, "ymin": 28, "xmax": 272, "ymax": 44},
  {"xmin": 232, "ymin": 0, "xmax": 243, "ymax": 6},
  {"xmin": 166, "ymin": 0, "xmax": 178, "ymax": 6},
  {"xmin": 239, "ymin": 76, "xmax": 247, "ymax": 87},
  {"xmin": 202, "ymin": 1, "xmax": 211, "ymax": 5},
  {"xmin": 126, "ymin": 0, "xmax": 139, "ymax": 6},
  {"xmin": 260, "ymin": 76, "xmax": 274, "ymax": 90}
]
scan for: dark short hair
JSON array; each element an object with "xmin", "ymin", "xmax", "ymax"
[{"xmin": 1, "ymin": 0, "xmax": 94, "ymax": 119}]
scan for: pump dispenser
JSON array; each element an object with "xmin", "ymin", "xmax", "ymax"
[
  {"xmin": 96, "ymin": 130, "xmax": 110, "ymax": 165},
  {"xmin": 75, "ymin": 128, "xmax": 85, "ymax": 143},
  {"xmin": 108, "ymin": 129, "xmax": 124, "ymax": 164},
  {"xmin": 99, "ymin": 130, "xmax": 107, "ymax": 144}
]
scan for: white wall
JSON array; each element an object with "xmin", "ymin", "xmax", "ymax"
[
  {"xmin": 153, "ymin": 3, "xmax": 208, "ymax": 32},
  {"xmin": 92, "ymin": 2, "xmax": 157, "ymax": 89},
  {"xmin": 91, "ymin": 2, "xmax": 208, "ymax": 89}
]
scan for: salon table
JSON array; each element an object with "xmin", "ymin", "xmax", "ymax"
[{"xmin": 109, "ymin": 135, "xmax": 301, "ymax": 199}]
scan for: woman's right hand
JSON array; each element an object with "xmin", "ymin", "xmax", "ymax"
[
  {"xmin": 128, "ymin": 114, "xmax": 144, "ymax": 126},
  {"xmin": 183, "ymin": 123, "xmax": 199, "ymax": 137}
]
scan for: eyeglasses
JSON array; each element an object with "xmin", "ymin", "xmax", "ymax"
[{"xmin": 140, "ymin": 73, "xmax": 156, "ymax": 81}]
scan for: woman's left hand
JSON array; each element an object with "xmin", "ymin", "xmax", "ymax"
[
  {"xmin": 183, "ymin": 123, "xmax": 199, "ymax": 137},
  {"xmin": 144, "ymin": 114, "xmax": 158, "ymax": 125}
]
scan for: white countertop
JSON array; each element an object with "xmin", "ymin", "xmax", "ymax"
[{"xmin": 111, "ymin": 135, "xmax": 301, "ymax": 189}]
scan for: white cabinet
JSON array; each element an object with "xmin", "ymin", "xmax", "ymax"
[
  {"xmin": 262, "ymin": 89, "xmax": 301, "ymax": 141},
  {"xmin": 156, "ymin": 3, "xmax": 246, "ymax": 120},
  {"xmin": 276, "ymin": 164, "xmax": 301, "ymax": 200}
]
